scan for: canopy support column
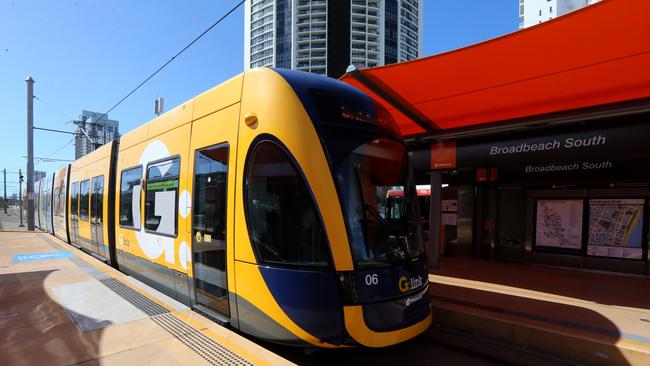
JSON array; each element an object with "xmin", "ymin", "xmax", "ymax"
[{"xmin": 428, "ymin": 172, "xmax": 441, "ymax": 269}]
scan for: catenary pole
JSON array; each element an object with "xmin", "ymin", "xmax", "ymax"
[
  {"xmin": 3, "ymin": 168, "xmax": 6, "ymax": 214},
  {"xmin": 26, "ymin": 76, "xmax": 34, "ymax": 231},
  {"xmin": 428, "ymin": 172, "xmax": 441, "ymax": 269},
  {"xmin": 19, "ymin": 169, "xmax": 23, "ymax": 227}
]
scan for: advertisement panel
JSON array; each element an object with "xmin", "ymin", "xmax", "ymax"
[
  {"xmin": 535, "ymin": 199, "xmax": 584, "ymax": 250},
  {"xmin": 587, "ymin": 199, "xmax": 645, "ymax": 259}
]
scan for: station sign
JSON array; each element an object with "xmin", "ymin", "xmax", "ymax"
[
  {"xmin": 430, "ymin": 142, "xmax": 456, "ymax": 170},
  {"xmin": 409, "ymin": 122, "xmax": 650, "ymax": 181}
]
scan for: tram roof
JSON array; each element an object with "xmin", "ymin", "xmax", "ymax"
[{"xmin": 340, "ymin": 0, "xmax": 650, "ymax": 139}]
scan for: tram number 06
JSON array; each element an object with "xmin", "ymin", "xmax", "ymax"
[{"xmin": 364, "ymin": 274, "xmax": 379, "ymax": 286}]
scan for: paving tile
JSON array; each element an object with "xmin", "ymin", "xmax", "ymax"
[
  {"xmin": 77, "ymin": 337, "xmax": 210, "ymax": 366},
  {"xmin": 3, "ymin": 314, "xmax": 99, "ymax": 365},
  {"xmin": 51, "ymin": 280, "xmax": 149, "ymax": 332},
  {"xmin": 0, "ymin": 232, "xmax": 291, "ymax": 365},
  {"xmin": 86, "ymin": 317, "xmax": 177, "ymax": 358}
]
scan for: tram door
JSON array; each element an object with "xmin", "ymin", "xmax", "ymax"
[
  {"xmin": 191, "ymin": 145, "xmax": 230, "ymax": 317},
  {"xmin": 70, "ymin": 182, "xmax": 79, "ymax": 244},
  {"xmin": 90, "ymin": 176, "xmax": 105, "ymax": 258}
]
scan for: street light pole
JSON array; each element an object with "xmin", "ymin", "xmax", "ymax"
[{"xmin": 26, "ymin": 76, "xmax": 35, "ymax": 231}]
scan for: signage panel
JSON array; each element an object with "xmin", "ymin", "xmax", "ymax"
[
  {"xmin": 587, "ymin": 199, "xmax": 645, "ymax": 259},
  {"xmin": 455, "ymin": 123, "xmax": 650, "ymax": 181},
  {"xmin": 441, "ymin": 200, "xmax": 457, "ymax": 212},
  {"xmin": 535, "ymin": 199, "xmax": 584, "ymax": 250},
  {"xmin": 431, "ymin": 142, "xmax": 456, "ymax": 170},
  {"xmin": 441, "ymin": 213, "xmax": 457, "ymax": 226}
]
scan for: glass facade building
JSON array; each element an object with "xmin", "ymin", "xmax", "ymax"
[
  {"xmin": 74, "ymin": 110, "xmax": 119, "ymax": 159},
  {"xmin": 244, "ymin": 0, "xmax": 423, "ymax": 78}
]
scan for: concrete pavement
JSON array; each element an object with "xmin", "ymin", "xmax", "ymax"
[
  {"xmin": 4, "ymin": 230, "xmax": 649, "ymax": 365},
  {"xmin": 0, "ymin": 206, "xmax": 27, "ymax": 232},
  {"xmin": 0, "ymin": 232, "xmax": 293, "ymax": 366}
]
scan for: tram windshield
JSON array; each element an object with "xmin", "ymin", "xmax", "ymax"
[
  {"xmin": 310, "ymin": 88, "xmax": 425, "ymax": 269},
  {"xmin": 274, "ymin": 69, "xmax": 425, "ymax": 269},
  {"xmin": 326, "ymin": 134, "xmax": 425, "ymax": 268}
]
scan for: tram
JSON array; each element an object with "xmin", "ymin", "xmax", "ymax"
[{"xmin": 37, "ymin": 68, "xmax": 432, "ymax": 347}]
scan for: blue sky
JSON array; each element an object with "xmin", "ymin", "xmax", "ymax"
[{"xmin": 0, "ymin": 1, "xmax": 517, "ymax": 195}]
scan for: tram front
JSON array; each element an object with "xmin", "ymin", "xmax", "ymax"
[{"xmin": 276, "ymin": 69, "xmax": 432, "ymax": 347}]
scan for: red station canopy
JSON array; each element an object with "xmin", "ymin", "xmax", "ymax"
[{"xmin": 340, "ymin": 0, "xmax": 650, "ymax": 138}]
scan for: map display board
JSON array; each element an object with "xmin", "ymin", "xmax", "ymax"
[
  {"xmin": 587, "ymin": 199, "xmax": 645, "ymax": 259},
  {"xmin": 535, "ymin": 199, "xmax": 584, "ymax": 249}
]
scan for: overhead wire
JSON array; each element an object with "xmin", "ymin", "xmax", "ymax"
[
  {"xmin": 25, "ymin": 2, "xmax": 244, "ymax": 171},
  {"xmin": 33, "ymin": 96, "xmax": 75, "ymax": 121},
  {"xmin": 35, "ymin": 138, "xmax": 75, "ymax": 166},
  {"xmin": 95, "ymin": 0, "xmax": 245, "ymax": 123}
]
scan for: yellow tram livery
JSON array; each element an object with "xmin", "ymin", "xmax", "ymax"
[
  {"xmin": 45, "ymin": 68, "xmax": 432, "ymax": 348},
  {"xmin": 68, "ymin": 142, "xmax": 115, "ymax": 263}
]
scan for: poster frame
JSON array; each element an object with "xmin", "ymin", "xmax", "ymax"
[
  {"xmin": 585, "ymin": 197, "xmax": 648, "ymax": 262},
  {"xmin": 532, "ymin": 198, "xmax": 586, "ymax": 255}
]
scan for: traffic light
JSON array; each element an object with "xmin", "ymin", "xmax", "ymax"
[{"xmin": 19, "ymin": 174, "xmax": 24, "ymax": 183}]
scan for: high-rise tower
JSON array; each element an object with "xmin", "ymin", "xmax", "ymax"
[
  {"xmin": 244, "ymin": 0, "xmax": 423, "ymax": 78},
  {"xmin": 73, "ymin": 110, "xmax": 119, "ymax": 159},
  {"xmin": 519, "ymin": 0, "xmax": 600, "ymax": 29}
]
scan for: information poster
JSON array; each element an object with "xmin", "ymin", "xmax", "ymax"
[
  {"xmin": 441, "ymin": 200, "xmax": 458, "ymax": 212},
  {"xmin": 535, "ymin": 199, "xmax": 584, "ymax": 249},
  {"xmin": 587, "ymin": 199, "xmax": 645, "ymax": 259},
  {"xmin": 441, "ymin": 213, "xmax": 457, "ymax": 226}
]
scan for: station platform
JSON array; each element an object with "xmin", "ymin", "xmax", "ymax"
[
  {"xmin": 4, "ymin": 230, "xmax": 649, "ymax": 365},
  {"xmin": 0, "ymin": 232, "xmax": 293, "ymax": 366},
  {"xmin": 427, "ymin": 258, "xmax": 650, "ymax": 365}
]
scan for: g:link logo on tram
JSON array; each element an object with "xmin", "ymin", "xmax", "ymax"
[{"xmin": 398, "ymin": 275, "xmax": 424, "ymax": 293}]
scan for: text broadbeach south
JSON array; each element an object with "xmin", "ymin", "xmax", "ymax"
[{"xmin": 490, "ymin": 135, "xmax": 606, "ymax": 156}]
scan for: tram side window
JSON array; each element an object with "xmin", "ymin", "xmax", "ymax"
[
  {"xmin": 120, "ymin": 166, "xmax": 143, "ymax": 229},
  {"xmin": 55, "ymin": 183, "xmax": 65, "ymax": 216},
  {"xmin": 244, "ymin": 140, "xmax": 331, "ymax": 269},
  {"xmin": 193, "ymin": 146, "xmax": 228, "ymax": 245},
  {"xmin": 145, "ymin": 157, "xmax": 180, "ymax": 236},
  {"xmin": 91, "ymin": 176, "xmax": 104, "ymax": 223},
  {"xmin": 70, "ymin": 182, "xmax": 79, "ymax": 219},
  {"xmin": 79, "ymin": 180, "xmax": 90, "ymax": 220},
  {"xmin": 53, "ymin": 187, "xmax": 60, "ymax": 215}
]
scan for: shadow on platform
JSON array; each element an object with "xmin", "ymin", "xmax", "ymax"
[
  {"xmin": 0, "ymin": 270, "xmax": 108, "ymax": 365},
  {"xmin": 434, "ymin": 257, "xmax": 650, "ymax": 309},
  {"xmin": 428, "ymin": 257, "xmax": 650, "ymax": 365}
]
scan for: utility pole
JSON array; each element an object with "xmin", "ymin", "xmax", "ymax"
[
  {"xmin": 26, "ymin": 76, "xmax": 34, "ymax": 231},
  {"xmin": 19, "ymin": 169, "xmax": 24, "ymax": 227},
  {"xmin": 3, "ymin": 168, "xmax": 6, "ymax": 214}
]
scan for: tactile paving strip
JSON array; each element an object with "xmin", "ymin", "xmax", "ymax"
[
  {"xmin": 38, "ymin": 234, "xmax": 253, "ymax": 365},
  {"xmin": 40, "ymin": 234, "xmax": 66, "ymax": 250},
  {"xmin": 153, "ymin": 313, "xmax": 253, "ymax": 366},
  {"xmin": 98, "ymin": 277, "xmax": 170, "ymax": 316},
  {"xmin": 68, "ymin": 256, "xmax": 107, "ymax": 279}
]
